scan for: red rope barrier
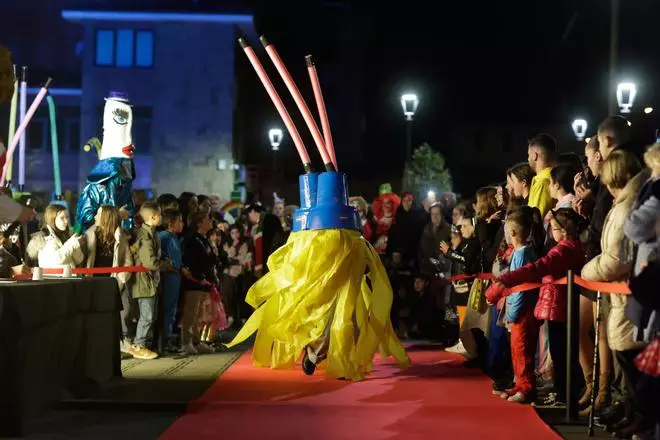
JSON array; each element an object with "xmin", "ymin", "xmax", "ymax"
[
  {"xmin": 448, "ymin": 273, "xmax": 631, "ymax": 295},
  {"xmin": 12, "ymin": 265, "xmax": 149, "ymax": 280}
]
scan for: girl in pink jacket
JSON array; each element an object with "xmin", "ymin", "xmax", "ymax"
[{"xmin": 486, "ymin": 208, "xmax": 586, "ymax": 405}]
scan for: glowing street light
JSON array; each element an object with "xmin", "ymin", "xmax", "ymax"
[
  {"xmin": 644, "ymin": 107, "xmax": 654, "ymax": 114},
  {"xmin": 571, "ymin": 119, "xmax": 588, "ymax": 141},
  {"xmin": 616, "ymin": 82, "xmax": 637, "ymax": 114},
  {"xmin": 401, "ymin": 93, "xmax": 419, "ymax": 121},
  {"xmin": 400, "ymin": 93, "xmax": 419, "ymax": 163},
  {"xmin": 268, "ymin": 127, "xmax": 283, "ymax": 151}
]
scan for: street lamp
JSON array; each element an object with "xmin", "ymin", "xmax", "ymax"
[
  {"xmin": 269, "ymin": 127, "xmax": 283, "ymax": 190},
  {"xmin": 268, "ymin": 127, "xmax": 283, "ymax": 151},
  {"xmin": 571, "ymin": 119, "xmax": 588, "ymax": 141},
  {"xmin": 400, "ymin": 93, "xmax": 419, "ymax": 161},
  {"xmin": 616, "ymin": 82, "xmax": 637, "ymax": 114}
]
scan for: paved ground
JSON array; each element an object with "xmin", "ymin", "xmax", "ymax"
[
  {"xmin": 536, "ymin": 408, "xmax": 614, "ymax": 440},
  {"xmin": 21, "ymin": 344, "xmax": 245, "ymax": 440},
  {"xmin": 16, "ymin": 339, "xmax": 613, "ymax": 440}
]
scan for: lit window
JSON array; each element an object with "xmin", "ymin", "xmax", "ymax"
[
  {"xmin": 116, "ymin": 30, "xmax": 134, "ymax": 67},
  {"xmin": 95, "ymin": 30, "xmax": 114, "ymax": 66},
  {"xmin": 94, "ymin": 29, "xmax": 154, "ymax": 68},
  {"xmin": 136, "ymin": 31, "xmax": 154, "ymax": 67}
]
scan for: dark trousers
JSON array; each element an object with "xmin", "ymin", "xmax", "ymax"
[
  {"xmin": 613, "ymin": 348, "xmax": 644, "ymax": 414},
  {"xmin": 120, "ymin": 286, "xmax": 138, "ymax": 341},
  {"xmin": 488, "ymin": 307, "xmax": 513, "ymax": 387},
  {"xmin": 548, "ymin": 320, "xmax": 584, "ymax": 402}
]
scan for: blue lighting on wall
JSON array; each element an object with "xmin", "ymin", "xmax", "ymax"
[
  {"xmin": 94, "ymin": 29, "xmax": 154, "ymax": 68},
  {"xmin": 116, "ymin": 29, "xmax": 134, "ymax": 67},
  {"xmin": 95, "ymin": 30, "xmax": 114, "ymax": 66},
  {"xmin": 136, "ymin": 31, "xmax": 154, "ymax": 67}
]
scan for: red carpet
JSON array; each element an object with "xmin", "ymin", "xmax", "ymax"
[{"xmin": 160, "ymin": 344, "xmax": 561, "ymax": 440}]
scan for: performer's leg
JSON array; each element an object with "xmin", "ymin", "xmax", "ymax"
[{"xmin": 302, "ymin": 302, "xmax": 337, "ymax": 375}]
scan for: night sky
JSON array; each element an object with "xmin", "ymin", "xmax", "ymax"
[
  {"xmin": 3, "ymin": 0, "xmax": 660, "ymax": 194},
  {"xmin": 248, "ymin": 0, "xmax": 660, "ymax": 178}
]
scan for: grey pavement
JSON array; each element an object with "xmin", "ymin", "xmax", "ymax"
[{"xmin": 19, "ymin": 347, "xmax": 245, "ymax": 440}]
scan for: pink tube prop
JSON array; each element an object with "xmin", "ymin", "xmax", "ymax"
[
  {"xmin": 1, "ymin": 78, "xmax": 52, "ymax": 186},
  {"xmin": 238, "ymin": 38, "xmax": 312, "ymax": 172},
  {"xmin": 259, "ymin": 36, "xmax": 334, "ymax": 171},
  {"xmin": 238, "ymin": 38, "xmax": 312, "ymax": 173},
  {"xmin": 305, "ymin": 55, "xmax": 337, "ymax": 170}
]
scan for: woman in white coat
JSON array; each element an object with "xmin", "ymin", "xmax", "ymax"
[{"xmin": 26, "ymin": 204, "xmax": 84, "ymax": 270}]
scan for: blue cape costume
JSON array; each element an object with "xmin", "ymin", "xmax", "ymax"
[{"xmin": 76, "ymin": 157, "xmax": 135, "ymax": 231}]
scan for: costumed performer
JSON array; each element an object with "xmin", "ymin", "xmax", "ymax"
[
  {"xmin": 226, "ymin": 36, "xmax": 409, "ymax": 381},
  {"xmin": 76, "ymin": 91, "xmax": 136, "ymax": 232},
  {"xmin": 371, "ymin": 183, "xmax": 401, "ymax": 254}
]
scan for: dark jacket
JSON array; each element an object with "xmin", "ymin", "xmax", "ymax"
[
  {"xmin": 625, "ymin": 177, "xmax": 660, "ymax": 334},
  {"xmin": 417, "ymin": 221, "xmax": 452, "ymax": 276},
  {"xmin": 182, "ymin": 232, "xmax": 217, "ymax": 292},
  {"xmin": 475, "ymin": 218, "xmax": 502, "ymax": 272},
  {"xmin": 586, "ymin": 178, "xmax": 614, "ymax": 261},
  {"xmin": 445, "ymin": 236, "xmax": 481, "ymax": 275},
  {"xmin": 387, "ymin": 206, "xmax": 425, "ymax": 262}
]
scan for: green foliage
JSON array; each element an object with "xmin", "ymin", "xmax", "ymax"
[{"xmin": 403, "ymin": 143, "xmax": 453, "ymax": 196}]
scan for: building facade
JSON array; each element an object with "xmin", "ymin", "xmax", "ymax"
[{"xmin": 63, "ymin": 10, "xmax": 254, "ymax": 198}]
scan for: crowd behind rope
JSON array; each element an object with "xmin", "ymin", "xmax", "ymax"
[
  {"xmin": 354, "ymin": 116, "xmax": 660, "ymax": 439},
  {"xmin": 0, "ymin": 114, "xmax": 658, "ymax": 438}
]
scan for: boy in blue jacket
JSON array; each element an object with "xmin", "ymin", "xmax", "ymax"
[{"xmin": 158, "ymin": 209, "xmax": 184, "ymax": 352}]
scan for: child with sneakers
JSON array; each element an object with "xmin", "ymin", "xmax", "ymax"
[
  {"xmin": 180, "ymin": 211, "xmax": 217, "ymax": 355},
  {"xmin": 485, "ymin": 206, "xmax": 541, "ymax": 403},
  {"xmin": 128, "ymin": 202, "xmax": 171, "ymax": 360},
  {"xmin": 158, "ymin": 209, "xmax": 184, "ymax": 353},
  {"xmin": 488, "ymin": 208, "xmax": 586, "ymax": 406}
]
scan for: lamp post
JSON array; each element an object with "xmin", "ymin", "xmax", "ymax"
[
  {"xmin": 571, "ymin": 119, "xmax": 588, "ymax": 141},
  {"xmin": 269, "ymin": 127, "xmax": 283, "ymax": 188},
  {"xmin": 616, "ymin": 82, "xmax": 637, "ymax": 114},
  {"xmin": 400, "ymin": 93, "xmax": 419, "ymax": 161}
]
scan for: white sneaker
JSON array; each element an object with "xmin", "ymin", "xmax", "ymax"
[
  {"xmin": 445, "ymin": 341, "xmax": 467, "ymax": 355},
  {"xmin": 120, "ymin": 339, "xmax": 133, "ymax": 354},
  {"xmin": 507, "ymin": 391, "xmax": 529, "ymax": 403},
  {"xmin": 196, "ymin": 342, "xmax": 215, "ymax": 354},
  {"xmin": 183, "ymin": 342, "xmax": 198, "ymax": 355}
]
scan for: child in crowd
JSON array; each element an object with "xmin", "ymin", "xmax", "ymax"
[
  {"xmin": 180, "ymin": 211, "xmax": 217, "ymax": 355},
  {"xmin": 442, "ymin": 216, "xmax": 485, "ymax": 359},
  {"xmin": 129, "ymin": 202, "xmax": 171, "ymax": 360},
  {"xmin": 26, "ymin": 203, "xmax": 84, "ymax": 270},
  {"xmin": 486, "ymin": 206, "xmax": 540, "ymax": 403},
  {"xmin": 488, "ymin": 208, "xmax": 587, "ymax": 405},
  {"xmin": 158, "ymin": 209, "xmax": 184, "ymax": 352}
]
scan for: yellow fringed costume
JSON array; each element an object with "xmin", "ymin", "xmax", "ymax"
[
  {"xmin": 226, "ymin": 228, "xmax": 410, "ymax": 381},
  {"xmin": 230, "ymin": 36, "xmax": 408, "ymax": 381}
]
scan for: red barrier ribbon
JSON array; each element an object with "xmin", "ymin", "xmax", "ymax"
[
  {"xmin": 448, "ymin": 273, "xmax": 631, "ymax": 295},
  {"xmin": 12, "ymin": 265, "xmax": 149, "ymax": 280}
]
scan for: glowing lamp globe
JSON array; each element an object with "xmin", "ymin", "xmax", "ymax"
[
  {"xmin": 268, "ymin": 128, "xmax": 283, "ymax": 151},
  {"xmin": 401, "ymin": 93, "xmax": 419, "ymax": 121},
  {"xmin": 616, "ymin": 82, "xmax": 637, "ymax": 114},
  {"xmin": 571, "ymin": 119, "xmax": 588, "ymax": 141}
]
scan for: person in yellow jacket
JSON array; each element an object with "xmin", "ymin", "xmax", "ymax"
[{"xmin": 527, "ymin": 133, "xmax": 557, "ymax": 217}]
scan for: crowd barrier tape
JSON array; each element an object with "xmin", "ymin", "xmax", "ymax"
[
  {"xmin": 448, "ymin": 272, "xmax": 631, "ymax": 295},
  {"xmin": 11, "ymin": 266, "xmax": 632, "ymax": 295},
  {"xmin": 12, "ymin": 265, "xmax": 149, "ymax": 280}
]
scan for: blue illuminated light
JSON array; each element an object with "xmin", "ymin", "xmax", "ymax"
[
  {"xmin": 116, "ymin": 29, "xmax": 134, "ymax": 67},
  {"xmin": 95, "ymin": 30, "xmax": 114, "ymax": 65},
  {"xmin": 136, "ymin": 31, "xmax": 154, "ymax": 67}
]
